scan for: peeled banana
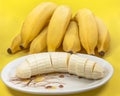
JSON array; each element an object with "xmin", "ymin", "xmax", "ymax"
[
  {"xmin": 20, "ymin": 2, "xmax": 57, "ymax": 49},
  {"xmin": 75, "ymin": 9, "xmax": 98, "ymax": 55},
  {"xmin": 63, "ymin": 20, "xmax": 81, "ymax": 53},
  {"xmin": 7, "ymin": 34, "xmax": 22, "ymax": 54},
  {"xmin": 16, "ymin": 52, "xmax": 105, "ymax": 79},
  {"xmin": 29, "ymin": 26, "xmax": 48, "ymax": 54},
  {"xmin": 95, "ymin": 17, "xmax": 110, "ymax": 56},
  {"xmin": 47, "ymin": 5, "xmax": 72, "ymax": 51}
]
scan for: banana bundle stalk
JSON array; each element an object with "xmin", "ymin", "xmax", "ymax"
[
  {"xmin": 63, "ymin": 20, "xmax": 81, "ymax": 53},
  {"xmin": 16, "ymin": 52, "xmax": 105, "ymax": 79}
]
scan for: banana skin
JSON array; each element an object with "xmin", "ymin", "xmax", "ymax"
[{"xmin": 20, "ymin": 2, "xmax": 57, "ymax": 49}]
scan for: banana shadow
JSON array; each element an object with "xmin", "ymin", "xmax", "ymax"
[{"xmin": 6, "ymin": 83, "xmax": 107, "ymax": 96}]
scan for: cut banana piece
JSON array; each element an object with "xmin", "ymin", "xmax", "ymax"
[
  {"xmin": 16, "ymin": 61, "xmax": 31, "ymax": 78},
  {"xmin": 26, "ymin": 54, "xmax": 38, "ymax": 75},
  {"xmin": 33, "ymin": 53, "xmax": 54, "ymax": 74},
  {"xmin": 16, "ymin": 52, "xmax": 105, "ymax": 79},
  {"xmin": 49, "ymin": 52, "xmax": 70, "ymax": 72},
  {"xmin": 16, "ymin": 53, "xmax": 53, "ymax": 78},
  {"xmin": 92, "ymin": 64, "xmax": 105, "ymax": 79},
  {"xmin": 68, "ymin": 54, "xmax": 88, "ymax": 76},
  {"xmin": 84, "ymin": 60, "xmax": 95, "ymax": 79}
]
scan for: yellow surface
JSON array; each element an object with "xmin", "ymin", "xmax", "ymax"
[{"xmin": 0, "ymin": 0, "xmax": 120, "ymax": 96}]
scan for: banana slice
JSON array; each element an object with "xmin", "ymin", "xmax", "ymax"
[
  {"xmin": 84, "ymin": 60, "xmax": 95, "ymax": 79},
  {"xmin": 34, "ymin": 53, "xmax": 54, "ymax": 74},
  {"xmin": 92, "ymin": 64, "xmax": 105, "ymax": 79},
  {"xmin": 49, "ymin": 52, "xmax": 70, "ymax": 72},
  {"xmin": 68, "ymin": 54, "xmax": 88, "ymax": 76},
  {"xmin": 26, "ymin": 54, "xmax": 38, "ymax": 75}
]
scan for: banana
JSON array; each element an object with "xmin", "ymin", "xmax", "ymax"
[
  {"xmin": 7, "ymin": 34, "xmax": 22, "ymax": 54},
  {"xmin": 29, "ymin": 26, "xmax": 48, "ymax": 54},
  {"xmin": 68, "ymin": 54, "xmax": 88, "ymax": 77},
  {"xmin": 68, "ymin": 54, "xmax": 104, "ymax": 79},
  {"xmin": 63, "ymin": 20, "xmax": 81, "ymax": 53},
  {"xmin": 16, "ymin": 52, "xmax": 105, "ymax": 79},
  {"xmin": 47, "ymin": 5, "xmax": 72, "ymax": 51},
  {"xmin": 20, "ymin": 2, "xmax": 57, "ymax": 49},
  {"xmin": 75, "ymin": 8, "xmax": 98, "ymax": 55},
  {"xmin": 49, "ymin": 52, "xmax": 70, "ymax": 72},
  {"xmin": 16, "ymin": 53, "xmax": 54, "ymax": 78},
  {"xmin": 92, "ymin": 64, "xmax": 105, "ymax": 79},
  {"xmin": 95, "ymin": 17, "xmax": 110, "ymax": 56},
  {"xmin": 33, "ymin": 53, "xmax": 54, "ymax": 74},
  {"xmin": 84, "ymin": 60, "xmax": 95, "ymax": 79}
]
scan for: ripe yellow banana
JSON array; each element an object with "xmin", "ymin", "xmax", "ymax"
[
  {"xmin": 20, "ymin": 2, "xmax": 57, "ymax": 49},
  {"xmin": 16, "ymin": 52, "xmax": 105, "ymax": 79},
  {"xmin": 95, "ymin": 17, "xmax": 110, "ymax": 56},
  {"xmin": 63, "ymin": 20, "xmax": 81, "ymax": 53},
  {"xmin": 47, "ymin": 5, "xmax": 72, "ymax": 51},
  {"xmin": 29, "ymin": 26, "xmax": 48, "ymax": 54},
  {"xmin": 7, "ymin": 34, "xmax": 22, "ymax": 54},
  {"xmin": 75, "ymin": 9, "xmax": 98, "ymax": 55}
]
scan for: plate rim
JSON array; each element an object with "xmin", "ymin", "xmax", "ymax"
[{"xmin": 1, "ymin": 52, "xmax": 114, "ymax": 95}]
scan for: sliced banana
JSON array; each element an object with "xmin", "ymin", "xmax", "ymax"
[{"xmin": 16, "ymin": 52, "xmax": 105, "ymax": 79}]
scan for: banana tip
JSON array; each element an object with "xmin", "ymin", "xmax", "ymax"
[
  {"xmin": 19, "ymin": 45, "xmax": 24, "ymax": 49},
  {"xmin": 99, "ymin": 51, "xmax": 105, "ymax": 56},
  {"xmin": 90, "ymin": 54, "xmax": 95, "ymax": 56},
  {"xmin": 7, "ymin": 48, "xmax": 12, "ymax": 54},
  {"xmin": 67, "ymin": 51, "xmax": 73, "ymax": 54}
]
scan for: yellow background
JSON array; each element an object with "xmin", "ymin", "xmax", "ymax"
[{"xmin": 0, "ymin": 0, "xmax": 120, "ymax": 96}]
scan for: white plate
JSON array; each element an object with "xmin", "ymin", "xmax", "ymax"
[{"xmin": 1, "ymin": 53, "xmax": 113, "ymax": 95}]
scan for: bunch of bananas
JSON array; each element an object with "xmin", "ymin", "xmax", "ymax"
[{"xmin": 7, "ymin": 2, "xmax": 110, "ymax": 56}]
